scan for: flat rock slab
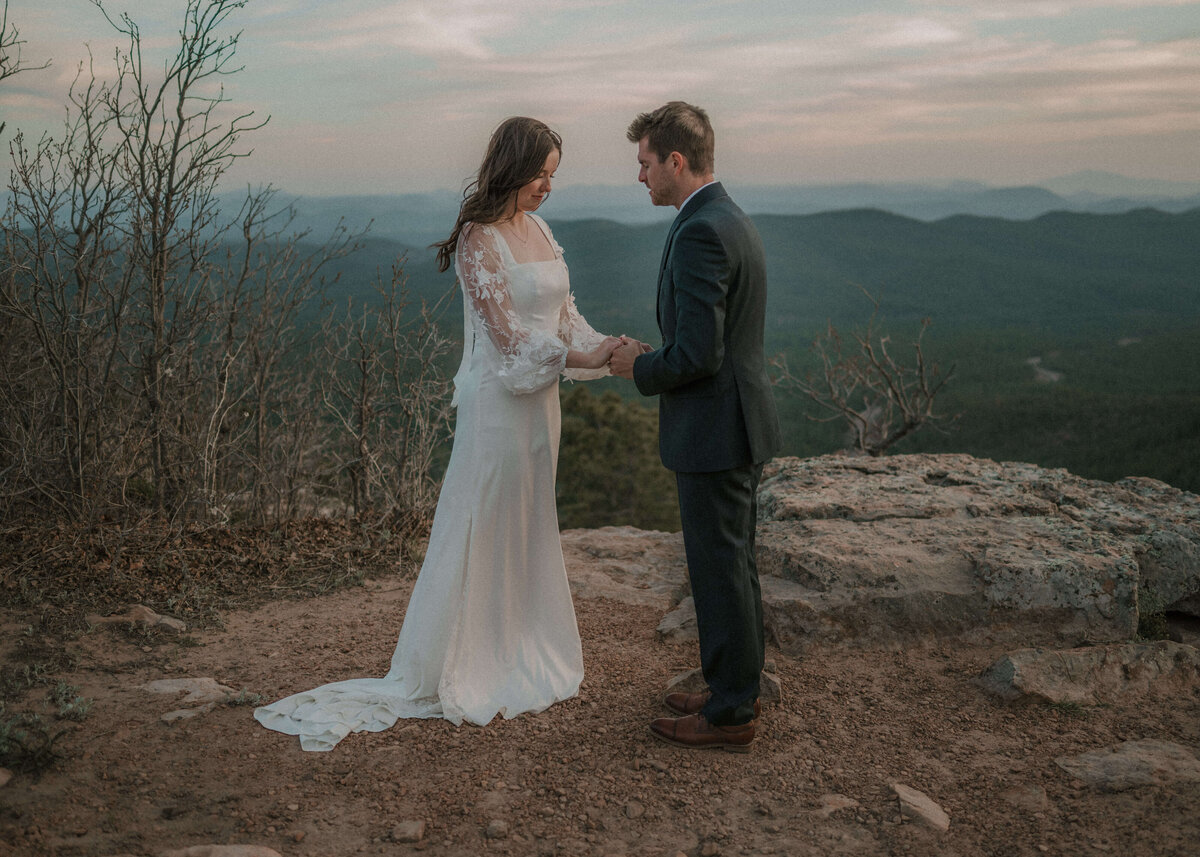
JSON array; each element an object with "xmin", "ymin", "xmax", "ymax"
[
  {"xmin": 755, "ymin": 454, "xmax": 1192, "ymax": 646},
  {"xmin": 564, "ymin": 454, "xmax": 1200, "ymax": 647},
  {"xmin": 562, "ymin": 527, "xmax": 687, "ymax": 608},
  {"xmin": 979, "ymin": 641, "xmax": 1200, "ymax": 704},
  {"xmin": 1056, "ymin": 739, "xmax": 1200, "ymax": 791}
]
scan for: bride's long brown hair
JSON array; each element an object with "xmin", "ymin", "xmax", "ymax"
[{"xmin": 433, "ymin": 117, "xmax": 563, "ymax": 273}]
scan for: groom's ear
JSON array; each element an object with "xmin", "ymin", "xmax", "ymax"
[{"xmin": 669, "ymin": 151, "xmax": 688, "ymax": 176}]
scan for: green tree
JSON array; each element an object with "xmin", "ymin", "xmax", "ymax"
[{"xmin": 557, "ymin": 386, "xmax": 679, "ymax": 531}]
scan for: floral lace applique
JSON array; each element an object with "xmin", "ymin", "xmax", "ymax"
[{"xmin": 454, "ymin": 221, "xmax": 608, "ymax": 393}]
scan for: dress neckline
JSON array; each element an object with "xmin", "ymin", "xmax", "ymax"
[{"xmin": 491, "ymin": 215, "xmax": 560, "ymax": 267}]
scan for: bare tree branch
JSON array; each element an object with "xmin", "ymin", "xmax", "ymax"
[
  {"xmin": 1, "ymin": 0, "xmax": 454, "ymax": 541},
  {"xmin": 772, "ymin": 288, "xmax": 956, "ymax": 456},
  {"xmin": 0, "ymin": 0, "xmax": 50, "ymax": 84},
  {"xmin": 0, "ymin": 0, "xmax": 51, "ymax": 135}
]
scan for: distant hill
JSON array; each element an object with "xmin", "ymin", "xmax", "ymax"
[
  {"xmin": 308, "ymin": 205, "xmax": 1200, "ymax": 495},
  {"xmin": 547, "ymin": 207, "xmax": 1200, "ymax": 344},
  {"xmin": 319, "ymin": 207, "xmax": 1200, "ymax": 343},
  {"xmin": 251, "ymin": 172, "xmax": 1200, "ymax": 246},
  {"xmin": 1038, "ymin": 170, "xmax": 1200, "ymax": 200}
]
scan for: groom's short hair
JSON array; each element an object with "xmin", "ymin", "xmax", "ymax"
[{"xmin": 627, "ymin": 101, "xmax": 715, "ymax": 176}]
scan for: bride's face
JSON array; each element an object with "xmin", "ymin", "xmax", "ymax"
[{"xmin": 514, "ymin": 149, "xmax": 559, "ymax": 214}]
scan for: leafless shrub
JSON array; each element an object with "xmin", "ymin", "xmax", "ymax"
[
  {"xmin": 319, "ymin": 266, "xmax": 456, "ymax": 533},
  {"xmin": 0, "ymin": 0, "xmax": 454, "ymax": 535},
  {"xmin": 772, "ymin": 289, "xmax": 956, "ymax": 456}
]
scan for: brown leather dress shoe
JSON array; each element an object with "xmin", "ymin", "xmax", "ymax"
[
  {"xmin": 649, "ymin": 713, "xmax": 756, "ymax": 753},
  {"xmin": 664, "ymin": 691, "xmax": 761, "ymax": 719}
]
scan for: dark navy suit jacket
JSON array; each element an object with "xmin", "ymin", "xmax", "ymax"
[{"xmin": 633, "ymin": 182, "xmax": 782, "ymax": 473}]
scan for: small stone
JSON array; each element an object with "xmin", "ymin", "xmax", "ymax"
[
  {"xmin": 155, "ymin": 615, "xmax": 187, "ymax": 632},
  {"xmin": 812, "ymin": 793, "xmax": 859, "ymax": 818},
  {"xmin": 142, "ymin": 678, "xmax": 237, "ymax": 706},
  {"xmin": 701, "ymin": 843, "xmax": 720, "ymax": 857},
  {"xmin": 891, "ymin": 783, "xmax": 950, "ymax": 832},
  {"xmin": 0, "ymin": 768, "xmax": 13, "ymax": 788},
  {"xmin": 624, "ymin": 801, "xmax": 645, "ymax": 819},
  {"xmin": 83, "ymin": 604, "xmax": 189, "ymax": 634},
  {"xmin": 392, "ymin": 820, "xmax": 425, "ymax": 843},
  {"xmin": 160, "ymin": 703, "xmax": 216, "ymax": 723},
  {"xmin": 484, "ymin": 819, "xmax": 509, "ymax": 839},
  {"xmin": 127, "ymin": 604, "xmax": 161, "ymax": 624},
  {"xmin": 999, "ymin": 784, "xmax": 1048, "ymax": 812},
  {"xmin": 286, "ymin": 803, "xmax": 299, "ymax": 812}
]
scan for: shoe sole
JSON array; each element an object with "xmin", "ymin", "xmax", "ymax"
[
  {"xmin": 663, "ymin": 700, "xmax": 762, "ymax": 718},
  {"xmin": 649, "ymin": 728, "xmax": 754, "ymax": 754}
]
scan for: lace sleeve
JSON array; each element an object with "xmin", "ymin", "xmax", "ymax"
[
  {"xmin": 455, "ymin": 224, "xmax": 567, "ymax": 394},
  {"xmin": 559, "ymin": 291, "xmax": 612, "ymax": 381}
]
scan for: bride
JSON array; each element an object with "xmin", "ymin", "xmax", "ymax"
[{"xmin": 254, "ymin": 117, "xmax": 620, "ymax": 751}]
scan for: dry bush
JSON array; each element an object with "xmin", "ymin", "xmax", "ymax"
[
  {"xmin": 0, "ymin": 0, "xmax": 454, "ymax": 540},
  {"xmin": 773, "ymin": 290, "xmax": 956, "ymax": 456}
]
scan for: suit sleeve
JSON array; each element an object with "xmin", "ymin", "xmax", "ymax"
[{"xmin": 633, "ymin": 219, "xmax": 730, "ymax": 397}]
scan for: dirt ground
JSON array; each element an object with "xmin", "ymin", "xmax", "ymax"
[{"xmin": 2, "ymin": 572, "xmax": 1199, "ymax": 857}]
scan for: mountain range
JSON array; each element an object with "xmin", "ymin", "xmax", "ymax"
[
  {"xmin": 308, "ymin": 192, "xmax": 1199, "ymax": 494},
  {"xmin": 272, "ymin": 170, "xmax": 1200, "ymax": 246},
  {"xmin": 324, "ymin": 204, "xmax": 1200, "ymax": 345}
]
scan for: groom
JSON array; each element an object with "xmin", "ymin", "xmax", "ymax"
[{"xmin": 609, "ymin": 102, "xmax": 782, "ymax": 752}]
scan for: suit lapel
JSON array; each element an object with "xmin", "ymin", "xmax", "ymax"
[
  {"xmin": 654, "ymin": 182, "xmax": 726, "ymax": 334},
  {"xmin": 655, "ymin": 221, "xmax": 679, "ymax": 331}
]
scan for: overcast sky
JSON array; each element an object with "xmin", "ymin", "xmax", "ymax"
[{"xmin": 3, "ymin": 0, "xmax": 1199, "ymax": 196}]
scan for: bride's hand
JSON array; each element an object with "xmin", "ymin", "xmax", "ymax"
[
  {"xmin": 566, "ymin": 337, "xmax": 622, "ymax": 371},
  {"xmin": 590, "ymin": 336, "xmax": 622, "ymax": 369},
  {"xmin": 595, "ymin": 336, "xmax": 624, "ymax": 364}
]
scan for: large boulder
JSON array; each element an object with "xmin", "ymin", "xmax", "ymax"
[
  {"xmin": 751, "ymin": 454, "xmax": 1199, "ymax": 648},
  {"xmin": 563, "ymin": 454, "xmax": 1200, "ymax": 648}
]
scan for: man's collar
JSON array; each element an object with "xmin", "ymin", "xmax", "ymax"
[{"xmin": 678, "ymin": 179, "xmax": 718, "ymax": 211}]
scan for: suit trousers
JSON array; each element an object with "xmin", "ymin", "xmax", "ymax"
[{"xmin": 675, "ymin": 462, "xmax": 765, "ymax": 726}]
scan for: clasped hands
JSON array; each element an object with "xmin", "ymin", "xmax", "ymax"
[
  {"xmin": 577, "ymin": 334, "xmax": 651, "ymax": 378},
  {"xmin": 608, "ymin": 335, "xmax": 652, "ymax": 380}
]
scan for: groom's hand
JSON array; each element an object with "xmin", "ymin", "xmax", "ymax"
[{"xmin": 609, "ymin": 338, "xmax": 646, "ymax": 380}]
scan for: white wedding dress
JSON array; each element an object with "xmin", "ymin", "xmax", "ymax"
[{"xmin": 254, "ymin": 215, "xmax": 610, "ymax": 751}]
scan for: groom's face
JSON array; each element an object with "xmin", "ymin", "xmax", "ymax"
[{"xmin": 636, "ymin": 137, "xmax": 678, "ymax": 208}]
